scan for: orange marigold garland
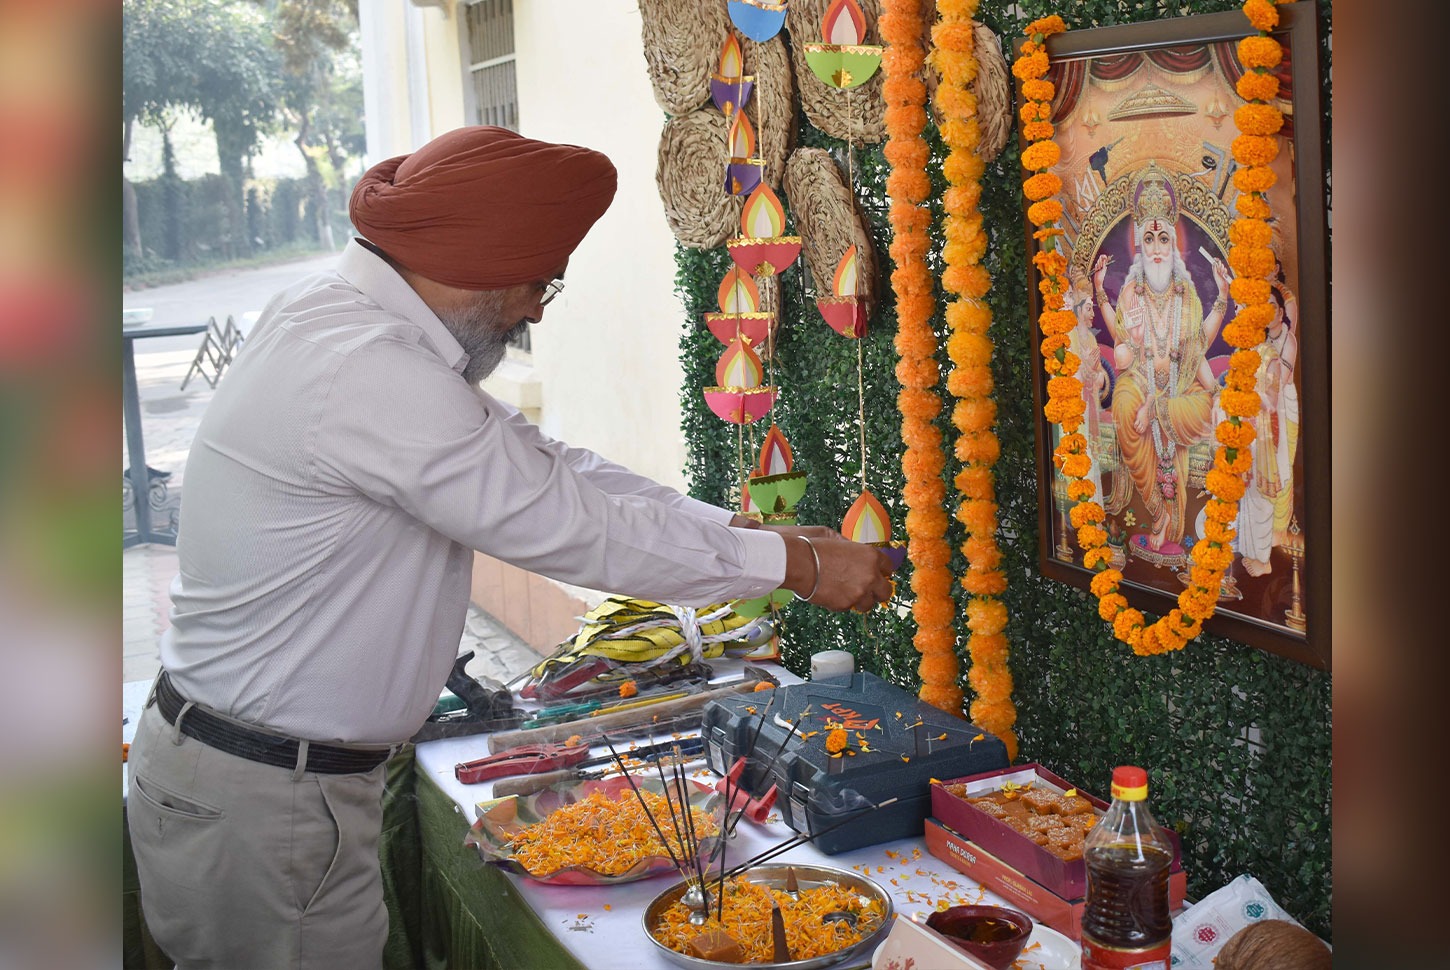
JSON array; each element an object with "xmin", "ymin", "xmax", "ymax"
[
  {"xmin": 882, "ymin": 0, "xmax": 960, "ymax": 715},
  {"xmin": 932, "ymin": 0, "xmax": 1015, "ymax": 760},
  {"xmin": 1017, "ymin": 5, "xmax": 1280, "ymax": 655}
]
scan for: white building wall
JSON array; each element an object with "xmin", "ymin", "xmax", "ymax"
[{"xmin": 511, "ymin": 1, "xmax": 690, "ymax": 492}]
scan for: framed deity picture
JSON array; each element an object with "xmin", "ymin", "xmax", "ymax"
[{"xmin": 1019, "ymin": 3, "xmax": 1329, "ymax": 669}]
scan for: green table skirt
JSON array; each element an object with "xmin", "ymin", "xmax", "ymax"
[{"xmin": 123, "ymin": 748, "xmax": 583, "ymax": 970}]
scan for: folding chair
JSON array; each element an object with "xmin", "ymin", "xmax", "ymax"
[
  {"xmin": 180, "ymin": 316, "xmax": 232, "ymax": 390},
  {"xmin": 220, "ymin": 314, "xmax": 246, "ymax": 358}
]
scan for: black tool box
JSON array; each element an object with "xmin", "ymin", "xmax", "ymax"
[{"xmin": 702, "ymin": 672, "xmax": 1009, "ymax": 854}]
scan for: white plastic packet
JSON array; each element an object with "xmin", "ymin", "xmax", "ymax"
[{"xmin": 1169, "ymin": 873, "xmax": 1324, "ymax": 968}]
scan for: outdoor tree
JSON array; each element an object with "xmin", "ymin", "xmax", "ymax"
[
  {"xmin": 122, "ymin": 0, "xmax": 282, "ymax": 261},
  {"xmin": 263, "ymin": 0, "xmax": 365, "ymax": 251}
]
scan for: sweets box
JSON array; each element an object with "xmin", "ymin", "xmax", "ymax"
[
  {"xmin": 701, "ymin": 673, "xmax": 1008, "ymax": 854},
  {"xmin": 925, "ymin": 817, "xmax": 1187, "ymax": 942},
  {"xmin": 930, "ymin": 763, "xmax": 1182, "ymax": 900}
]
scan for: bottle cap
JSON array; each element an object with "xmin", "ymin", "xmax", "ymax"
[{"xmin": 1111, "ymin": 765, "xmax": 1148, "ymax": 801}]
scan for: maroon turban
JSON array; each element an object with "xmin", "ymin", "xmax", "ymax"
[{"xmin": 348, "ymin": 126, "xmax": 617, "ymax": 290}]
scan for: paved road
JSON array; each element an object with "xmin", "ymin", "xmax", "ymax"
[{"xmin": 123, "ymin": 251, "xmax": 342, "ymax": 353}]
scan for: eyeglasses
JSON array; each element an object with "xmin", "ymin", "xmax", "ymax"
[{"xmin": 540, "ymin": 278, "xmax": 565, "ymax": 307}]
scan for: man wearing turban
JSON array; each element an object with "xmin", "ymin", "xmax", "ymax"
[{"xmin": 126, "ymin": 126, "xmax": 893, "ymax": 968}]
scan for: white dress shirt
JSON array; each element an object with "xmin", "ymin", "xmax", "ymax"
[{"xmin": 161, "ymin": 241, "xmax": 786, "ymax": 743}]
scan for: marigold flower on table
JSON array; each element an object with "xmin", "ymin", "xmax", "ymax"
[
  {"xmin": 619, "ymin": 680, "xmax": 638, "ymax": 698},
  {"xmin": 1236, "ymin": 70, "xmax": 1280, "ymax": 103},
  {"xmin": 1232, "ymin": 163, "xmax": 1278, "ymax": 194},
  {"xmin": 1238, "ymin": 35, "xmax": 1284, "ymax": 69},
  {"xmin": 825, "ymin": 728, "xmax": 849, "ymax": 754}
]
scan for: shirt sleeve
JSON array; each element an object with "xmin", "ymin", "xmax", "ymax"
[
  {"xmin": 312, "ymin": 340, "xmax": 782, "ymax": 605},
  {"xmin": 490, "ymin": 396, "xmax": 735, "ymax": 526}
]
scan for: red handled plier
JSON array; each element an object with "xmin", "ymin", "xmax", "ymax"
[{"xmin": 454, "ymin": 741, "xmax": 593, "ymax": 784}]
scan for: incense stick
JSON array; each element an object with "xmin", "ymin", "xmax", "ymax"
[
  {"xmin": 600, "ymin": 734, "xmax": 684, "ymax": 875},
  {"xmin": 720, "ymin": 796, "xmax": 899, "ymax": 882}
]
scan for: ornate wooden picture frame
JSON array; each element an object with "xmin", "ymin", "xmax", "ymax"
[{"xmin": 1020, "ymin": 3, "xmax": 1329, "ymax": 669}]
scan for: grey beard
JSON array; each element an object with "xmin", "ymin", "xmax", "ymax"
[{"xmin": 436, "ymin": 294, "xmax": 527, "ymax": 384}]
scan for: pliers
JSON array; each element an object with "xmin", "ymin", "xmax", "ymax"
[
  {"xmin": 454, "ymin": 741, "xmax": 595, "ymax": 784},
  {"xmin": 455, "ymin": 735, "xmax": 705, "ymax": 785}
]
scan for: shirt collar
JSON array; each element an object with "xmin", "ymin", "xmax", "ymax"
[{"xmin": 336, "ymin": 239, "xmax": 468, "ymax": 374}]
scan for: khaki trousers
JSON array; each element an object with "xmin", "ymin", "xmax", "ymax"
[{"xmin": 127, "ymin": 703, "xmax": 389, "ymax": 970}]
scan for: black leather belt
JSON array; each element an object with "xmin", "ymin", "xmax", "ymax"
[{"xmin": 153, "ymin": 671, "xmax": 391, "ymax": 775}]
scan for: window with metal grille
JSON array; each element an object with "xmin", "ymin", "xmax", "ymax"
[{"xmin": 463, "ymin": 0, "xmax": 528, "ymax": 351}]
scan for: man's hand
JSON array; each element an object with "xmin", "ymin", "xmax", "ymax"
[{"xmin": 782, "ymin": 534, "xmax": 894, "ymax": 614}]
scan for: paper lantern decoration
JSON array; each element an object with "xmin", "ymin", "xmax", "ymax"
[
  {"xmin": 727, "ymin": 183, "xmax": 802, "ymax": 278},
  {"xmin": 711, "ymin": 34, "xmax": 755, "ymax": 115},
  {"xmin": 802, "ymin": 0, "xmax": 883, "ymax": 90},
  {"xmin": 728, "ymin": 0, "xmax": 788, "ymax": 42},
  {"xmin": 703, "ymin": 266, "xmax": 775, "ymax": 347},
  {"xmin": 704, "ymin": 335, "xmax": 777, "ymax": 423},
  {"xmin": 842, "ymin": 489, "xmax": 908, "ymax": 570},
  {"xmin": 815, "ymin": 244, "xmax": 867, "ymax": 338}
]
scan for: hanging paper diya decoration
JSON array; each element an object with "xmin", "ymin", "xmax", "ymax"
[
  {"xmin": 728, "ymin": 0, "xmax": 788, "ymax": 42},
  {"xmin": 713, "ymin": 35, "xmax": 766, "ymax": 197},
  {"xmin": 703, "ymin": 266, "xmax": 775, "ymax": 349},
  {"xmin": 703, "ymin": 333, "xmax": 777, "ymax": 424},
  {"xmin": 802, "ymin": 0, "xmax": 883, "ymax": 90},
  {"xmin": 815, "ymin": 243, "xmax": 867, "ymax": 338},
  {"xmin": 842, "ymin": 489, "xmax": 908, "ymax": 571},
  {"xmin": 727, "ymin": 183, "xmax": 802, "ymax": 279},
  {"xmin": 747, "ymin": 423, "xmax": 808, "ymax": 523},
  {"xmin": 711, "ymin": 33, "xmax": 754, "ymax": 115},
  {"xmin": 733, "ymin": 424, "xmax": 809, "ymax": 617}
]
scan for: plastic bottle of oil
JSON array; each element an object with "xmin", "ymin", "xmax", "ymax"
[{"xmin": 1080, "ymin": 765, "xmax": 1173, "ymax": 970}]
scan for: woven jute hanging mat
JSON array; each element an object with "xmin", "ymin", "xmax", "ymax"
[
  {"xmin": 740, "ymin": 31, "xmax": 796, "ymax": 188},
  {"xmin": 783, "ymin": 147, "xmax": 877, "ymax": 317},
  {"xmin": 638, "ymin": 0, "xmax": 728, "ymax": 115},
  {"xmin": 656, "ymin": 109, "xmax": 744, "ymax": 250},
  {"xmin": 784, "ymin": 0, "xmax": 887, "ymax": 145}
]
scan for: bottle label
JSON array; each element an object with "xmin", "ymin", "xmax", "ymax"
[{"xmin": 1081, "ymin": 938, "xmax": 1171, "ymax": 970}]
